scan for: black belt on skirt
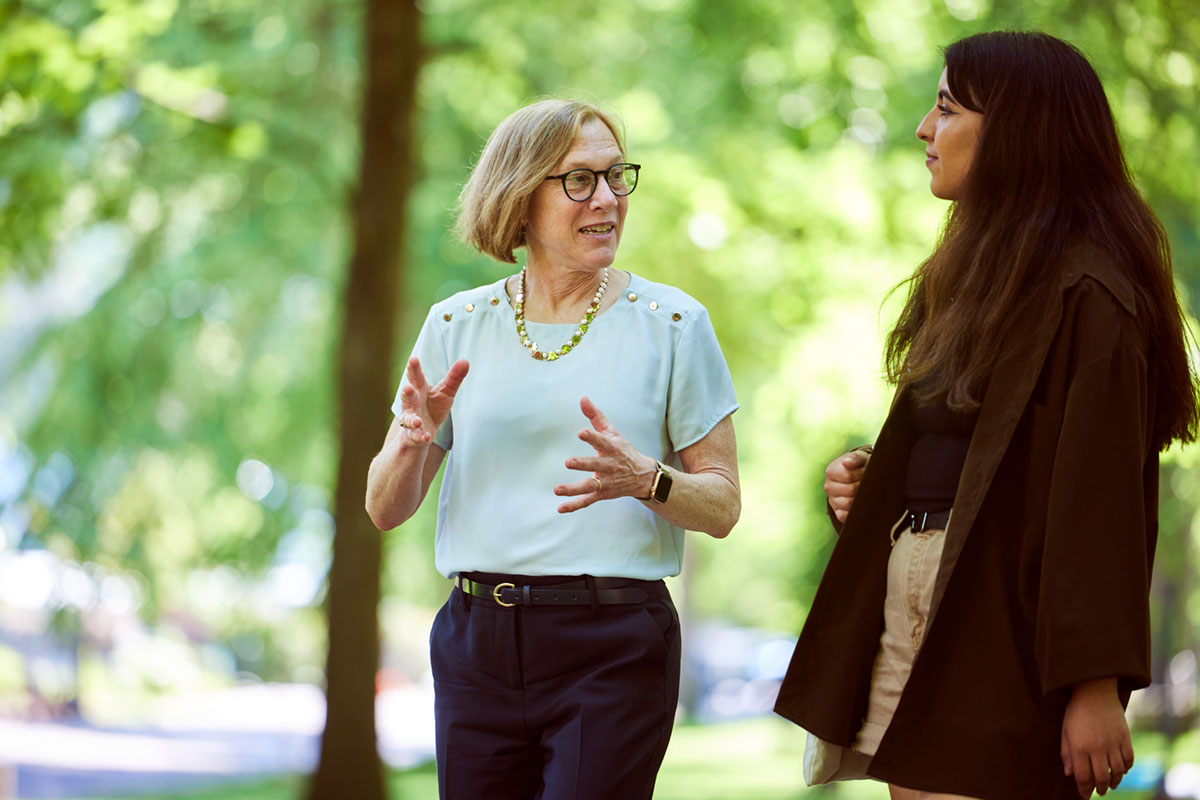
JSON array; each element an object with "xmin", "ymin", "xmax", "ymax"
[
  {"xmin": 455, "ymin": 573, "xmax": 653, "ymax": 608},
  {"xmin": 906, "ymin": 509, "xmax": 951, "ymax": 533}
]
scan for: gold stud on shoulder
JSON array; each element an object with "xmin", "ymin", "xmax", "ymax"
[
  {"xmin": 648, "ymin": 301, "xmax": 659, "ymax": 311},
  {"xmin": 627, "ymin": 292, "xmax": 638, "ymax": 302},
  {"xmin": 672, "ymin": 312, "xmax": 682, "ymax": 322},
  {"xmin": 443, "ymin": 313, "xmax": 452, "ymax": 322},
  {"xmin": 490, "ymin": 297, "xmax": 500, "ymax": 306},
  {"xmin": 465, "ymin": 303, "xmax": 475, "ymax": 313}
]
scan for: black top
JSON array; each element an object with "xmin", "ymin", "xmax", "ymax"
[{"xmin": 904, "ymin": 386, "xmax": 979, "ymax": 513}]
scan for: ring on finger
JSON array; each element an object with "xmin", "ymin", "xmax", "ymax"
[
  {"xmin": 593, "ymin": 476, "xmax": 602, "ymax": 492},
  {"xmin": 399, "ymin": 417, "xmax": 413, "ymax": 429}
]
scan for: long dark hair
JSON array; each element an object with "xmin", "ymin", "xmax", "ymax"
[{"xmin": 886, "ymin": 31, "xmax": 1198, "ymax": 451}]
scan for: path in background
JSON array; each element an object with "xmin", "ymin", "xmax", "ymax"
[{"xmin": 0, "ymin": 682, "xmax": 434, "ymax": 799}]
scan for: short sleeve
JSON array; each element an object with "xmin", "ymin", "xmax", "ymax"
[
  {"xmin": 391, "ymin": 308, "xmax": 454, "ymax": 450},
  {"xmin": 1036, "ymin": 344, "xmax": 1152, "ymax": 695},
  {"xmin": 666, "ymin": 307, "xmax": 739, "ymax": 451}
]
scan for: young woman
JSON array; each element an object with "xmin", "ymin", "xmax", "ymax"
[{"xmin": 774, "ymin": 31, "xmax": 1199, "ymax": 800}]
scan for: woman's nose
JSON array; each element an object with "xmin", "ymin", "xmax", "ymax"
[
  {"xmin": 916, "ymin": 109, "xmax": 935, "ymax": 142},
  {"xmin": 590, "ymin": 177, "xmax": 618, "ymax": 208}
]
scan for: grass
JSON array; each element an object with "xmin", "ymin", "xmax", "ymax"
[{"xmin": 58, "ymin": 717, "xmax": 1161, "ymax": 799}]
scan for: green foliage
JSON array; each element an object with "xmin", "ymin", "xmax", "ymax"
[
  {"xmin": 2, "ymin": 0, "xmax": 357, "ymax": 683},
  {"xmin": 1, "ymin": 0, "xmax": 1198, "ymax": 704}
]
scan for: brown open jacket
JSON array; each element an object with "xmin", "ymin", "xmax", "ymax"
[{"xmin": 774, "ymin": 247, "xmax": 1159, "ymax": 799}]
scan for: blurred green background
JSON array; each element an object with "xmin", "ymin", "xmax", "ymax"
[{"xmin": 1, "ymin": 0, "xmax": 1198, "ymax": 797}]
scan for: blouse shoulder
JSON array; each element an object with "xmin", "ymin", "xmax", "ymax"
[
  {"xmin": 425, "ymin": 278, "xmax": 510, "ymax": 327},
  {"xmin": 624, "ymin": 273, "xmax": 710, "ymax": 328}
]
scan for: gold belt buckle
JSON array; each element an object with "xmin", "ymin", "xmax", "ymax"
[{"xmin": 492, "ymin": 582, "xmax": 516, "ymax": 607}]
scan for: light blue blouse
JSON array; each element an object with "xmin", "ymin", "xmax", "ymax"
[{"xmin": 392, "ymin": 272, "xmax": 738, "ymax": 580}]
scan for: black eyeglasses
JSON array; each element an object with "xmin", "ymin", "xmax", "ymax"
[{"xmin": 545, "ymin": 163, "xmax": 641, "ymax": 202}]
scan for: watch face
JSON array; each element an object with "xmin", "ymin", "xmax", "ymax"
[{"xmin": 653, "ymin": 464, "xmax": 672, "ymax": 502}]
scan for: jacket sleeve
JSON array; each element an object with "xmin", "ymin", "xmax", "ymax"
[{"xmin": 1035, "ymin": 343, "xmax": 1153, "ymax": 696}]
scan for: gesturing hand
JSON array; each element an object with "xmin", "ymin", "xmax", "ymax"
[
  {"xmin": 555, "ymin": 396, "xmax": 657, "ymax": 513},
  {"xmin": 396, "ymin": 356, "xmax": 469, "ymax": 447},
  {"xmin": 1061, "ymin": 678, "xmax": 1133, "ymax": 798},
  {"xmin": 825, "ymin": 449, "xmax": 871, "ymax": 522}
]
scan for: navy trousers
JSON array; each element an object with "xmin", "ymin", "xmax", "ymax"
[{"xmin": 431, "ymin": 574, "xmax": 681, "ymax": 800}]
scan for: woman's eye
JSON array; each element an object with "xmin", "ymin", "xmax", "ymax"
[{"xmin": 937, "ymin": 104, "xmax": 952, "ymax": 116}]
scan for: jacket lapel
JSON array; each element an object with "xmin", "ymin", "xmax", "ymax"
[{"xmin": 925, "ymin": 287, "xmax": 1065, "ymax": 629}]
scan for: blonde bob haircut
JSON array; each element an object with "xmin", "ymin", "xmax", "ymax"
[{"xmin": 455, "ymin": 99, "xmax": 626, "ymax": 264}]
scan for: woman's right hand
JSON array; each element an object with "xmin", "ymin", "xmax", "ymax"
[
  {"xmin": 824, "ymin": 449, "xmax": 871, "ymax": 522},
  {"xmin": 397, "ymin": 356, "xmax": 470, "ymax": 446}
]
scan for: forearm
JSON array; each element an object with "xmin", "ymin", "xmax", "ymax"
[
  {"xmin": 646, "ymin": 466, "xmax": 740, "ymax": 538},
  {"xmin": 365, "ymin": 442, "xmax": 431, "ymax": 530}
]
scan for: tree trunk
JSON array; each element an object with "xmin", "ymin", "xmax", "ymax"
[{"xmin": 307, "ymin": 1, "xmax": 420, "ymax": 799}]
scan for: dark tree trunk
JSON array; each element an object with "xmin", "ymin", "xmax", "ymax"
[{"xmin": 307, "ymin": 1, "xmax": 420, "ymax": 799}]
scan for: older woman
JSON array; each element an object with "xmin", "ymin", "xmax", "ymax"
[
  {"xmin": 365, "ymin": 99, "xmax": 740, "ymax": 799},
  {"xmin": 774, "ymin": 32, "xmax": 1198, "ymax": 800}
]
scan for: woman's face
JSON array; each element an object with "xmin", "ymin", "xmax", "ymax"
[
  {"xmin": 524, "ymin": 118, "xmax": 628, "ymax": 274},
  {"xmin": 916, "ymin": 68, "xmax": 983, "ymax": 201}
]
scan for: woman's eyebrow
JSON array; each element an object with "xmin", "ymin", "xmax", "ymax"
[{"xmin": 938, "ymin": 88, "xmax": 959, "ymax": 106}]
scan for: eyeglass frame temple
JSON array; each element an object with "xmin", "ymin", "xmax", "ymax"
[{"xmin": 543, "ymin": 163, "xmax": 642, "ymax": 201}]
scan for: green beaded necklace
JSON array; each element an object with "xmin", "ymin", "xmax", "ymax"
[{"xmin": 514, "ymin": 266, "xmax": 609, "ymax": 361}]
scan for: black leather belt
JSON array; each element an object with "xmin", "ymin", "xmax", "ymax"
[
  {"xmin": 455, "ymin": 575, "xmax": 649, "ymax": 608},
  {"xmin": 907, "ymin": 509, "xmax": 951, "ymax": 532}
]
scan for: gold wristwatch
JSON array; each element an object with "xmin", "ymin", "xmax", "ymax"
[{"xmin": 648, "ymin": 460, "xmax": 673, "ymax": 504}]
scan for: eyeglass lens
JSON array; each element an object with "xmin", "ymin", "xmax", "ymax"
[{"xmin": 563, "ymin": 165, "xmax": 637, "ymax": 201}]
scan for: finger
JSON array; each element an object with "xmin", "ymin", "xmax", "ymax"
[
  {"xmin": 1061, "ymin": 731, "xmax": 1073, "ymax": 776},
  {"xmin": 1090, "ymin": 750, "xmax": 1110, "ymax": 795},
  {"xmin": 835, "ymin": 508, "xmax": 848, "ymax": 522},
  {"xmin": 395, "ymin": 415, "xmax": 431, "ymax": 445},
  {"xmin": 436, "ymin": 359, "xmax": 470, "ymax": 398},
  {"xmin": 554, "ymin": 478, "xmax": 602, "ymax": 497},
  {"xmin": 1073, "ymin": 751, "xmax": 1093, "ymax": 798},
  {"xmin": 399, "ymin": 382, "xmax": 420, "ymax": 409},
  {"xmin": 579, "ymin": 395, "xmax": 613, "ymax": 433},
  {"xmin": 841, "ymin": 465, "xmax": 867, "ymax": 482},
  {"xmin": 838, "ymin": 461, "xmax": 868, "ymax": 481},
  {"xmin": 828, "ymin": 496, "xmax": 853, "ymax": 513},
  {"xmin": 577, "ymin": 427, "xmax": 617, "ymax": 455},
  {"xmin": 564, "ymin": 455, "xmax": 605, "ymax": 473},
  {"xmin": 824, "ymin": 466, "xmax": 850, "ymax": 485},
  {"xmin": 825, "ymin": 479, "xmax": 860, "ymax": 498},
  {"xmin": 404, "ymin": 429, "xmax": 433, "ymax": 445},
  {"xmin": 405, "ymin": 356, "xmax": 429, "ymax": 391},
  {"xmin": 1107, "ymin": 746, "xmax": 1127, "ymax": 788},
  {"xmin": 825, "ymin": 460, "xmax": 865, "ymax": 485},
  {"xmin": 1121, "ymin": 739, "xmax": 1134, "ymax": 770},
  {"xmin": 558, "ymin": 493, "xmax": 600, "ymax": 514},
  {"xmin": 825, "ymin": 461, "xmax": 853, "ymax": 484},
  {"xmin": 843, "ymin": 450, "xmax": 870, "ymax": 468}
]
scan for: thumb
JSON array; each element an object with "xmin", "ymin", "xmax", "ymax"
[{"xmin": 847, "ymin": 450, "xmax": 870, "ymax": 467}]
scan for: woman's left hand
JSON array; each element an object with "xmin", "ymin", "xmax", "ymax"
[
  {"xmin": 555, "ymin": 396, "xmax": 656, "ymax": 513},
  {"xmin": 1061, "ymin": 677, "xmax": 1133, "ymax": 798}
]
